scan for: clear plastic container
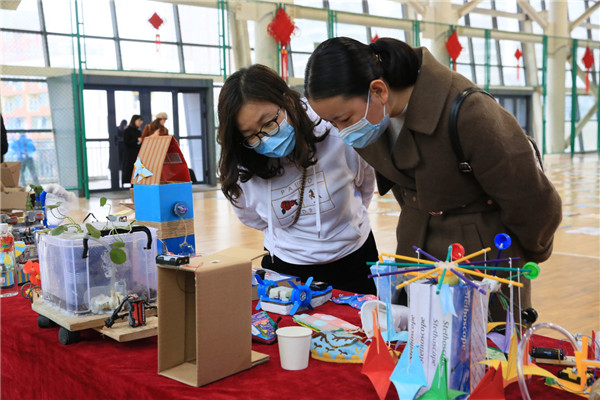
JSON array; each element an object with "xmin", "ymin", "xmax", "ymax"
[
  {"xmin": 0, "ymin": 223, "xmax": 18, "ymax": 298},
  {"xmin": 37, "ymin": 224, "xmax": 158, "ymax": 314}
]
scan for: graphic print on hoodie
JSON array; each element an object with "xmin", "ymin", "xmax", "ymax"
[{"xmin": 270, "ymin": 169, "xmax": 334, "ymax": 226}]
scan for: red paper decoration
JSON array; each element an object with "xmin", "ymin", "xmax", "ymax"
[
  {"xmin": 149, "ymin": 12, "xmax": 164, "ymax": 52},
  {"xmin": 514, "ymin": 48, "xmax": 523, "ymax": 80},
  {"xmin": 371, "ymin": 34, "xmax": 379, "ymax": 43},
  {"xmin": 582, "ymin": 46, "xmax": 595, "ymax": 94},
  {"xmin": 445, "ymin": 30, "xmax": 463, "ymax": 71},
  {"xmin": 267, "ymin": 7, "xmax": 296, "ymax": 80}
]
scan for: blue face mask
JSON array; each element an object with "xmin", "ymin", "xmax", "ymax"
[
  {"xmin": 337, "ymin": 92, "xmax": 390, "ymax": 149},
  {"xmin": 254, "ymin": 115, "xmax": 296, "ymax": 158}
]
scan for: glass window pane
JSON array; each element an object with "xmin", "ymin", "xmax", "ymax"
[
  {"xmin": 48, "ymin": 34, "xmax": 75, "ymax": 68},
  {"xmin": 178, "ymin": 138, "xmax": 203, "ymax": 182},
  {"xmin": 456, "ymin": 63, "xmax": 474, "ymax": 82},
  {"xmin": 0, "ymin": 0, "xmax": 40, "ymax": 31},
  {"xmin": 84, "ymin": 38, "xmax": 117, "ymax": 69},
  {"xmin": 291, "ymin": 19, "xmax": 327, "ymax": 52},
  {"xmin": 115, "ymin": 0, "xmax": 177, "ymax": 42},
  {"xmin": 178, "ymin": 5, "xmax": 220, "ymax": 45},
  {"xmin": 503, "ymin": 66, "xmax": 526, "ymax": 86},
  {"xmin": 467, "ymin": 13, "xmax": 493, "ymax": 30},
  {"xmin": 328, "ymin": 0, "xmax": 364, "ymax": 13},
  {"xmin": 0, "ymin": 31, "xmax": 45, "ymax": 67},
  {"xmin": 336, "ymin": 23, "xmax": 368, "ymax": 43},
  {"xmin": 83, "ymin": 90, "xmax": 108, "ymax": 140},
  {"xmin": 43, "ymin": 0, "xmax": 72, "ymax": 34},
  {"xmin": 81, "ymin": 0, "xmax": 114, "ymax": 37},
  {"xmin": 370, "ymin": 28, "xmax": 406, "ymax": 42},
  {"xmin": 571, "ymin": 26, "xmax": 589, "ymax": 41},
  {"xmin": 291, "ymin": 53, "xmax": 310, "ymax": 79},
  {"xmin": 496, "ymin": 17, "xmax": 520, "ymax": 32},
  {"xmin": 183, "ymin": 46, "xmax": 221, "ymax": 75},
  {"xmin": 495, "ymin": 1, "xmax": 517, "ymax": 13},
  {"xmin": 368, "ymin": 0, "xmax": 404, "ymax": 18},
  {"xmin": 471, "ymin": 37, "xmax": 498, "ymax": 65},
  {"xmin": 120, "ymin": 41, "xmax": 180, "ymax": 72}
]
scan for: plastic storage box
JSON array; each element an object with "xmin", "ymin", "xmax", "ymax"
[{"xmin": 37, "ymin": 225, "xmax": 158, "ymax": 314}]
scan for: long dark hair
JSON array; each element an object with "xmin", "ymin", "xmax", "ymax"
[
  {"xmin": 218, "ymin": 64, "xmax": 322, "ymax": 205},
  {"xmin": 128, "ymin": 114, "xmax": 141, "ymax": 128},
  {"xmin": 304, "ymin": 37, "xmax": 419, "ymax": 100}
]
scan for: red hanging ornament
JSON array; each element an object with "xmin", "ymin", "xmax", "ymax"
[
  {"xmin": 267, "ymin": 7, "xmax": 296, "ymax": 81},
  {"xmin": 582, "ymin": 46, "xmax": 595, "ymax": 94},
  {"xmin": 371, "ymin": 34, "xmax": 379, "ymax": 43},
  {"xmin": 514, "ymin": 48, "xmax": 523, "ymax": 81},
  {"xmin": 445, "ymin": 30, "xmax": 463, "ymax": 71},
  {"xmin": 149, "ymin": 12, "xmax": 164, "ymax": 52}
]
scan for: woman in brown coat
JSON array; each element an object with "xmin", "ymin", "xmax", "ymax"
[
  {"xmin": 141, "ymin": 112, "xmax": 169, "ymax": 142},
  {"xmin": 304, "ymin": 37, "xmax": 562, "ymax": 320}
]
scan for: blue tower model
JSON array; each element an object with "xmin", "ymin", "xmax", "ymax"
[{"xmin": 132, "ymin": 136, "xmax": 195, "ymax": 255}]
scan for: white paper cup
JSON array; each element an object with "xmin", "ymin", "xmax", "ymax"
[{"xmin": 276, "ymin": 326, "xmax": 313, "ymax": 371}]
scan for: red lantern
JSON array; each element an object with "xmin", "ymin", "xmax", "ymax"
[
  {"xmin": 149, "ymin": 12, "xmax": 164, "ymax": 52},
  {"xmin": 445, "ymin": 30, "xmax": 463, "ymax": 71},
  {"xmin": 267, "ymin": 7, "xmax": 296, "ymax": 80},
  {"xmin": 582, "ymin": 46, "xmax": 595, "ymax": 94},
  {"xmin": 514, "ymin": 48, "xmax": 523, "ymax": 80}
]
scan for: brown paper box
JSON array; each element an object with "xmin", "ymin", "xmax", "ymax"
[
  {"xmin": 157, "ymin": 247, "xmax": 269, "ymax": 387},
  {"xmin": 1, "ymin": 162, "xmax": 21, "ymax": 187},
  {"xmin": 1, "ymin": 186, "xmax": 28, "ymax": 211}
]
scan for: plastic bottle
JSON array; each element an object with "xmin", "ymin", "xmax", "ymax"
[{"xmin": 0, "ymin": 223, "xmax": 18, "ymax": 298}]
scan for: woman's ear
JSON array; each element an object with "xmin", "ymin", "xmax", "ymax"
[{"xmin": 369, "ymin": 79, "xmax": 389, "ymax": 104}]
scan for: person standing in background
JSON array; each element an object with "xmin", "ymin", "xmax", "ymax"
[
  {"xmin": 12, "ymin": 133, "xmax": 39, "ymax": 185},
  {"xmin": 121, "ymin": 115, "xmax": 143, "ymax": 186},
  {"xmin": 109, "ymin": 119, "xmax": 127, "ymax": 174},
  {"xmin": 1, "ymin": 114, "xmax": 7, "ymax": 163},
  {"xmin": 141, "ymin": 112, "xmax": 169, "ymax": 142}
]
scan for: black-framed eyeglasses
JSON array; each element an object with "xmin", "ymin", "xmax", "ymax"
[{"xmin": 241, "ymin": 107, "xmax": 281, "ymax": 149}]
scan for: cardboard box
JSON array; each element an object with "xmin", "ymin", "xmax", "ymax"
[
  {"xmin": 1, "ymin": 162, "xmax": 21, "ymax": 187},
  {"xmin": 158, "ymin": 247, "xmax": 269, "ymax": 387},
  {"xmin": 1, "ymin": 186, "xmax": 29, "ymax": 211}
]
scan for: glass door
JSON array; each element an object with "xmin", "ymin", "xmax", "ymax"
[{"xmin": 83, "ymin": 89, "xmax": 111, "ymax": 191}]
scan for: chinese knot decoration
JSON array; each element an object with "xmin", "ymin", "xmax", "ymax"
[
  {"xmin": 267, "ymin": 7, "xmax": 296, "ymax": 80},
  {"xmin": 582, "ymin": 46, "xmax": 594, "ymax": 94},
  {"xmin": 445, "ymin": 30, "xmax": 463, "ymax": 71},
  {"xmin": 149, "ymin": 12, "xmax": 164, "ymax": 52},
  {"xmin": 514, "ymin": 48, "xmax": 523, "ymax": 80}
]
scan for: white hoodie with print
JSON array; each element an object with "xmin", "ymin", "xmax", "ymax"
[{"xmin": 232, "ymin": 104, "xmax": 376, "ymax": 265}]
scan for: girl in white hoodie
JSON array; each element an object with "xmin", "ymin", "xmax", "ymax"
[{"xmin": 217, "ymin": 64, "xmax": 377, "ymax": 294}]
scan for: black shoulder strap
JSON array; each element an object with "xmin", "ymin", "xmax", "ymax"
[{"xmin": 449, "ymin": 87, "xmax": 495, "ymax": 173}]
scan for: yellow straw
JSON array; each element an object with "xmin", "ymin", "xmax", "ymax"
[
  {"xmin": 454, "ymin": 266, "xmax": 523, "ymax": 287},
  {"xmin": 395, "ymin": 268, "xmax": 441, "ymax": 290},
  {"xmin": 453, "ymin": 247, "xmax": 491, "ymax": 264},
  {"xmin": 380, "ymin": 253, "xmax": 437, "ymax": 265}
]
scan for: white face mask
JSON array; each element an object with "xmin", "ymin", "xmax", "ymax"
[{"xmin": 336, "ymin": 91, "xmax": 390, "ymax": 149}]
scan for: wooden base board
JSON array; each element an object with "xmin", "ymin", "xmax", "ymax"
[
  {"xmin": 32, "ymin": 296, "xmax": 157, "ymax": 335},
  {"xmin": 95, "ymin": 316, "xmax": 158, "ymax": 342}
]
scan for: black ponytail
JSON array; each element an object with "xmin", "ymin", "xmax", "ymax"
[{"xmin": 305, "ymin": 37, "xmax": 419, "ymax": 100}]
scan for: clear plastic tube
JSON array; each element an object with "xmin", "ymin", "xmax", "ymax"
[{"xmin": 516, "ymin": 322, "xmax": 581, "ymax": 400}]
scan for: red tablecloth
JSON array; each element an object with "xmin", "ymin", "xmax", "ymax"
[{"xmin": 1, "ymin": 290, "xmax": 582, "ymax": 400}]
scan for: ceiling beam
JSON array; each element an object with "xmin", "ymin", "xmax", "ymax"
[
  {"xmin": 570, "ymin": 1, "xmax": 600, "ymax": 31},
  {"xmin": 456, "ymin": 0, "xmax": 484, "ymax": 18},
  {"xmin": 516, "ymin": 0, "xmax": 548, "ymax": 30},
  {"xmin": 0, "ymin": 0, "xmax": 21, "ymax": 10}
]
